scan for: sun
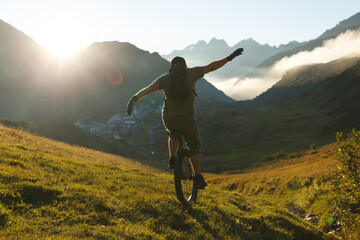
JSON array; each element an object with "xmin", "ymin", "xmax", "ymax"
[
  {"xmin": 36, "ymin": 20, "xmax": 91, "ymax": 59},
  {"xmin": 45, "ymin": 33, "xmax": 86, "ymax": 59},
  {"xmin": 20, "ymin": 2, "xmax": 95, "ymax": 60},
  {"xmin": 48, "ymin": 43, "xmax": 78, "ymax": 59}
]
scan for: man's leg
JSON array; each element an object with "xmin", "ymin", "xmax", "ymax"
[
  {"xmin": 190, "ymin": 153, "xmax": 207, "ymax": 189},
  {"xmin": 167, "ymin": 137, "xmax": 179, "ymax": 169},
  {"xmin": 190, "ymin": 153, "xmax": 201, "ymax": 175},
  {"xmin": 182, "ymin": 116, "xmax": 207, "ymax": 188},
  {"xmin": 169, "ymin": 137, "xmax": 179, "ymax": 157}
]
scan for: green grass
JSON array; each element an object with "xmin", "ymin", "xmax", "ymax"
[
  {"xmin": 0, "ymin": 124, "xmax": 324, "ymax": 239},
  {"xmin": 206, "ymin": 143, "xmax": 340, "ymax": 235},
  {"xmin": 0, "ymin": 118, "xmax": 166, "ymax": 170}
]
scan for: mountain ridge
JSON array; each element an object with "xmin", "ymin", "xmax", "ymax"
[
  {"xmin": 317, "ymin": 11, "xmax": 360, "ymax": 39},
  {"xmin": 162, "ymin": 37, "xmax": 300, "ymax": 82}
]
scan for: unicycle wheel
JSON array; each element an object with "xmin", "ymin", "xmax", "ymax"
[{"xmin": 174, "ymin": 149, "xmax": 198, "ymax": 206}]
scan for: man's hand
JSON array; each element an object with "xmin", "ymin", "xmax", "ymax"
[
  {"xmin": 126, "ymin": 95, "xmax": 138, "ymax": 116},
  {"xmin": 227, "ymin": 48, "xmax": 243, "ymax": 61}
]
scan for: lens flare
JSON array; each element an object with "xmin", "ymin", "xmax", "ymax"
[{"xmin": 107, "ymin": 69, "xmax": 124, "ymax": 85}]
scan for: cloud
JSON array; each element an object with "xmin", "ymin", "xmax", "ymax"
[
  {"xmin": 272, "ymin": 29, "xmax": 360, "ymax": 74},
  {"xmin": 213, "ymin": 77, "xmax": 278, "ymax": 100},
  {"xmin": 216, "ymin": 29, "xmax": 360, "ymax": 101}
]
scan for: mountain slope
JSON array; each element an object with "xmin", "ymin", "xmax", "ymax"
[
  {"xmin": 250, "ymin": 55, "xmax": 360, "ymax": 132},
  {"xmin": 0, "ymin": 124, "xmax": 324, "ymax": 239},
  {"xmin": 300, "ymin": 58, "xmax": 360, "ymax": 129},
  {"xmin": 195, "ymin": 103, "xmax": 334, "ymax": 172},
  {"xmin": 252, "ymin": 57, "xmax": 360, "ymax": 106},
  {"xmin": 0, "ymin": 19, "xmax": 40, "ymax": 56}
]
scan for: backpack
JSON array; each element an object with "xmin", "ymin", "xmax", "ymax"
[{"xmin": 168, "ymin": 64, "xmax": 189, "ymax": 101}]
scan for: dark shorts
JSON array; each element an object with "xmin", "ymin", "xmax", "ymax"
[{"xmin": 162, "ymin": 115, "xmax": 201, "ymax": 156}]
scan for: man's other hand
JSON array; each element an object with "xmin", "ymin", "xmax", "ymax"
[
  {"xmin": 126, "ymin": 95, "xmax": 138, "ymax": 116},
  {"xmin": 227, "ymin": 48, "xmax": 243, "ymax": 61}
]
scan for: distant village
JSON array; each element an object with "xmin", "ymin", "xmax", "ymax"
[{"xmin": 74, "ymin": 105, "xmax": 162, "ymax": 141}]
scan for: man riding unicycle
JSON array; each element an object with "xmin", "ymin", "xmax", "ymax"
[{"xmin": 127, "ymin": 48, "xmax": 243, "ymax": 190}]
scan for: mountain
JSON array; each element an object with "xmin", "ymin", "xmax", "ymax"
[
  {"xmin": 252, "ymin": 57, "xmax": 360, "ymax": 106},
  {"xmin": 317, "ymin": 12, "xmax": 360, "ymax": 39},
  {"xmin": 0, "ymin": 20, "xmax": 53, "ymax": 121},
  {"xmin": 162, "ymin": 37, "xmax": 300, "ymax": 82},
  {"xmin": 250, "ymin": 12, "xmax": 360, "ymax": 73},
  {"xmin": 255, "ymin": 55, "xmax": 360, "ymax": 120},
  {"xmin": 252, "ymin": 55, "xmax": 360, "ymax": 126},
  {"xmin": 228, "ymin": 11, "xmax": 360, "ymax": 100},
  {"xmin": 300, "ymin": 58, "xmax": 360, "ymax": 128},
  {"xmin": 0, "ymin": 19, "xmax": 41, "ymax": 56},
  {"xmin": 0, "ymin": 20, "xmax": 233, "ymax": 123}
]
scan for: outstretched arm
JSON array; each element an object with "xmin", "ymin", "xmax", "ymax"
[
  {"xmin": 203, "ymin": 48, "xmax": 244, "ymax": 74},
  {"xmin": 126, "ymin": 82, "xmax": 160, "ymax": 116},
  {"xmin": 133, "ymin": 82, "xmax": 160, "ymax": 100},
  {"xmin": 204, "ymin": 58, "xmax": 229, "ymax": 74}
]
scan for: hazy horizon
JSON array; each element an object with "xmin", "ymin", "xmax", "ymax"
[{"xmin": 1, "ymin": 1, "xmax": 359, "ymax": 56}]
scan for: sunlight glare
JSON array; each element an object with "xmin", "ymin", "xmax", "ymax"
[
  {"xmin": 48, "ymin": 42, "xmax": 79, "ymax": 59},
  {"xmin": 35, "ymin": 16, "xmax": 92, "ymax": 60}
]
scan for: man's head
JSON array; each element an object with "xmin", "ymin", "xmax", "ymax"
[{"xmin": 171, "ymin": 56, "xmax": 187, "ymax": 68}]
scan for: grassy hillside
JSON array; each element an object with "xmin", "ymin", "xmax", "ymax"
[
  {"xmin": 0, "ymin": 118, "xmax": 157, "ymax": 162},
  {"xmin": 0, "ymin": 124, "xmax": 324, "ymax": 239},
  {"xmin": 206, "ymin": 143, "xmax": 339, "ymax": 232},
  {"xmin": 206, "ymin": 143, "xmax": 337, "ymax": 195}
]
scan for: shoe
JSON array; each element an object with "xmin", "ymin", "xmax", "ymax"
[
  {"xmin": 168, "ymin": 156, "xmax": 176, "ymax": 169},
  {"xmin": 194, "ymin": 174, "xmax": 208, "ymax": 189}
]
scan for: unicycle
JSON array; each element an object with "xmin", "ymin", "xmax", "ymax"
[{"xmin": 174, "ymin": 137, "xmax": 198, "ymax": 206}]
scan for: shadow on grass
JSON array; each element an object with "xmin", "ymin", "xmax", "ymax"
[
  {"xmin": 186, "ymin": 205, "xmax": 324, "ymax": 240},
  {"xmin": 264, "ymin": 216, "xmax": 324, "ymax": 240},
  {"xmin": 18, "ymin": 184, "xmax": 62, "ymax": 207},
  {"xmin": 0, "ymin": 183, "xmax": 61, "ymax": 209}
]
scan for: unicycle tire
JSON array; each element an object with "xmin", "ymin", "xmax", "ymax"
[{"xmin": 174, "ymin": 149, "xmax": 198, "ymax": 206}]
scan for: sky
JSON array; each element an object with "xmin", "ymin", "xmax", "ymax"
[{"xmin": 1, "ymin": 0, "xmax": 359, "ymax": 56}]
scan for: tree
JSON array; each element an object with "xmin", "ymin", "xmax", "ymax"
[{"xmin": 332, "ymin": 129, "xmax": 360, "ymax": 238}]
